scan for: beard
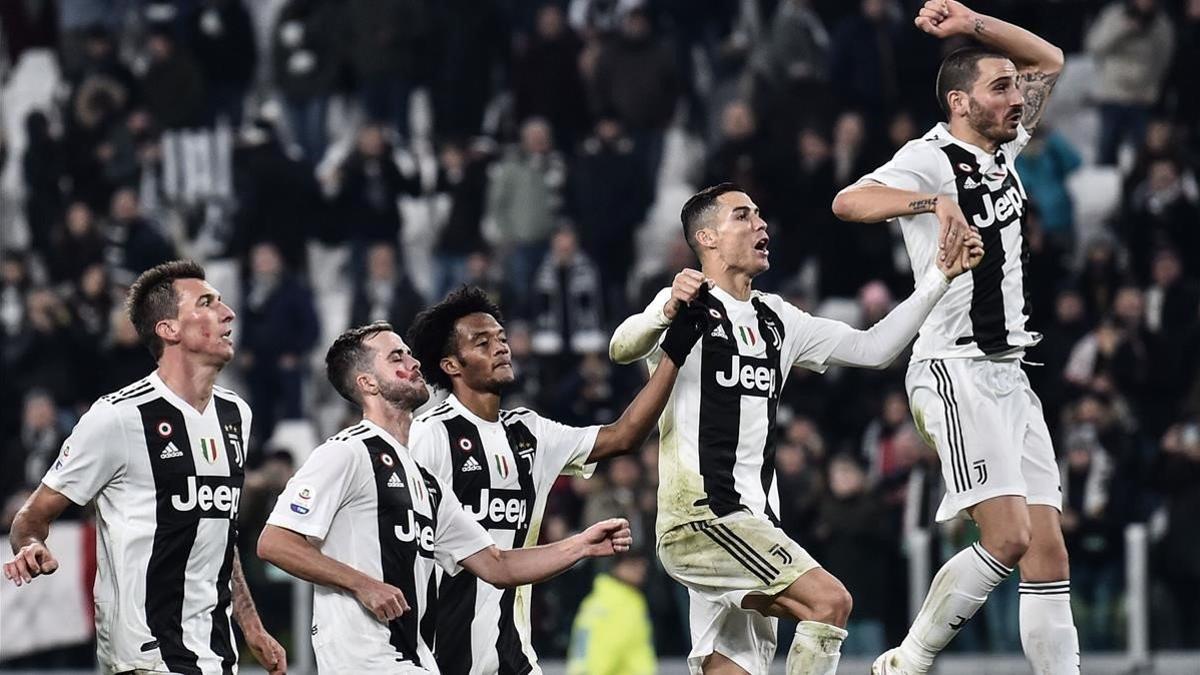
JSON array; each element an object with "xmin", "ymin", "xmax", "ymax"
[
  {"xmin": 967, "ymin": 97, "xmax": 1019, "ymax": 144},
  {"xmin": 379, "ymin": 377, "xmax": 430, "ymax": 410}
]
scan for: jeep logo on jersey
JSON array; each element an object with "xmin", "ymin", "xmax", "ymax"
[
  {"xmin": 971, "ymin": 184, "xmax": 1026, "ymax": 229},
  {"xmin": 394, "ymin": 510, "xmax": 436, "ymax": 556},
  {"xmin": 463, "ymin": 488, "xmax": 529, "ymax": 530},
  {"xmin": 170, "ymin": 475, "xmax": 242, "ymax": 517},
  {"xmin": 714, "ymin": 354, "xmax": 777, "ymax": 397}
]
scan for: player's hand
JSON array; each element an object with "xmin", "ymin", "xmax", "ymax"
[
  {"xmin": 245, "ymin": 627, "xmax": 288, "ymax": 675},
  {"xmin": 660, "ymin": 286, "xmax": 714, "ymax": 366},
  {"xmin": 664, "ymin": 268, "xmax": 710, "ymax": 320},
  {"xmin": 937, "ymin": 226, "xmax": 984, "ymax": 279},
  {"xmin": 934, "ymin": 197, "xmax": 970, "ymax": 266},
  {"xmin": 914, "ymin": 0, "xmax": 979, "ymax": 39},
  {"xmin": 353, "ymin": 576, "xmax": 410, "ymax": 622},
  {"xmin": 3, "ymin": 542, "xmax": 59, "ymax": 586},
  {"xmin": 577, "ymin": 518, "xmax": 633, "ymax": 557}
]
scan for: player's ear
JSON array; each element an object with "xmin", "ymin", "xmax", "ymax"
[
  {"xmin": 440, "ymin": 354, "xmax": 462, "ymax": 379},
  {"xmin": 154, "ymin": 318, "xmax": 180, "ymax": 345},
  {"xmin": 693, "ymin": 227, "xmax": 717, "ymax": 250},
  {"xmin": 355, "ymin": 371, "xmax": 379, "ymax": 398},
  {"xmin": 948, "ymin": 90, "xmax": 968, "ymax": 117}
]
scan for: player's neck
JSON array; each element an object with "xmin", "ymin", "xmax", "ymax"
[
  {"xmin": 155, "ymin": 354, "xmax": 220, "ymax": 413},
  {"xmin": 705, "ymin": 265, "xmax": 754, "ymax": 302},
  {"xmin": 948, "ymin": 119, "xmax": 1000, "ymax": 154},
  {"xmin": 362, "ymin": 401, "xmax": 415, "ymax": 446},
  {"xmin": 453, "ymin": 386, "xmax": 501, "ymax": 423}
]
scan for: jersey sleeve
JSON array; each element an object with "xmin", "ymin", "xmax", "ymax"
[
  {"xmin": 534, "ymin": 413, "xmax": 601, "ymax": 480},
  {"xmin": 42, "ymin": 400, "xmax": 127, "ymax": 506},
  {"xmin": 778, "ymin": 299, "xmax": 854, "ymax": 374},
  {"xmin": 267, "ymin": 441, "xmax": 360, "ymax": 541},
  {"xmin": 1001, "ymin": 123, "xmax": 1033, "ymax": 160},
  {"xmin": 431, "ymin": 475, "xmax": 494, "ymax": 575},
  {"xmin": 408, "ymin": 420, "xmax": 452, "ymax": 485},
  {"xmin": 609, "ymin": 287, "xmax": 672, "ymax": 364},
  {"xmin": 858, "ymin": 141, "xmax": 948, "ymax": 195}
]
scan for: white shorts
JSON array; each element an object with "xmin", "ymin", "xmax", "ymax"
[
  {"xmin": 658, "ymin": 511, "xmax": 820, "ymax": 674},
  {"xmin": 906, "ymin": 358, "xmax": 1062, "ymax": 522}
]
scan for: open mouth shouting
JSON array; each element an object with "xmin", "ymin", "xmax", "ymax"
[
  {"xmin": 220, "ymin": 328, "xmax": 233, "ymax": 345},
  {"xmin": 753, "ymin": 234, "xmax": 770, "ymax": 258}
]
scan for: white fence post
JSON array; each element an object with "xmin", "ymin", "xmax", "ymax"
[
  {"xmin": 292, "ymin": 578, "xmax": 314, "ymax": 674},
  {"xmin": 906, "ymin": 528, "xmax": 931, "ymax": 622},
  {"xmin": 1125, "ymin": 523, "xmax": 1149, "ymax": 669}
]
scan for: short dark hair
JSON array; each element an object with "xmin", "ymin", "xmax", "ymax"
[
  {"xmin": 935, "ymin": 47, "xmax": 1009, "ymax": 117},
  {"xmin": 326, "ymin": 321, "xmax": 395, "ymax": 405},
  {"xmin": 680, "ymin": 183, "xmax": 743, "ymax": 255},
  {"xmin": 126, "ymin": 259, "xmax": 206, "ymax": 360},
  {"xmin": 407, "ymin": 286, "xmax": 504, "ymax": 392}
]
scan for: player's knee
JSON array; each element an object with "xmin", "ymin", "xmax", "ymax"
[
  {"xmin": 1025, "ymin": 539, "xmax": 1070, "ymax": 580},
  {"xmin": 985, "ymin": 526, "xmax": 1032, "ymax": 567},
  {"xmin": 807, "ymin": 581, "xmax": 853, "ymax": 627}
]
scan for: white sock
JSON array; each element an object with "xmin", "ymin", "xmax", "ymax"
[
  {"xmin": 1019, "ymin": 580, "xmax": 1080, "ymax": 674},
  {"xmin": 786, "ymin": 620, "xmax": 847, "ymax": 675},
  {"xmin": 896, "ymin": 542, "xmax": 1012, "ymax": 672}
]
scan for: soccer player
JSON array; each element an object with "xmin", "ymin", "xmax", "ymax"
[
  {"xmin": 256, "ymin": 322, "xmax": 637, "ymax": 674},
  {"xmin": 3, "ymin": 260, "xmax": 286, "ymax": 675},
  {"xmin": 610, "ymin": 183, "xmax": 982, "ymax": 675},
  {"xmin": 403, "ymin": 285, "xmax": 704, "ymax": 675},
  {"xmin": 831, "ymin": 2, "xmax": 1075, "ymax": 673}
]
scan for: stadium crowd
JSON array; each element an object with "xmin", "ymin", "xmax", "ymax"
[{"xmin": 1, "ymin": 0, "xmax": 1198, "ymax": 667}]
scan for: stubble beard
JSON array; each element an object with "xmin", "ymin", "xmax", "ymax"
[{"xmin": 967, "ymin": 97, "xmax": 1018, "ymax": 145}]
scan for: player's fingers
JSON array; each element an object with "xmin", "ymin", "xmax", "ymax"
[
  {"xmin": 395, "ymin": 590, "xmax": 410, "ymax": 613},
  {"xmin": 606, "ymin": 517, "xmax": 630, "ymax": 532},
  {"xmin": 918, "ymin": 7, "xmax": 940, "ymax": 21},
  {"xmin": 40, "ymin": 557, "xmax": 58, "ymax": 575},
  {"xmin": 13, "ymin": 556, "xmax": 34, "ymax": 583},
  {"xmin": 21, "ymin": 550, "xmax": 43, "ymax": 576}
]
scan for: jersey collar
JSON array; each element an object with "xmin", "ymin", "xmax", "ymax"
[
  {"xmin": 150, "ymin": 370, "xmax": 213, "ymax": 417},
  {"xmin": 446, "ymin": 394, "xmax": 504, "ymax": 428},
  {"xmin": 930, "ymin": 122, "xmax": 997, "ymax": 161}
]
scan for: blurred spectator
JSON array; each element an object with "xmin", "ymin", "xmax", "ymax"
[
  {"xmin": 8, "ymin": 288, "xmax": 76, "ymax": 405},
  {"xmin": 432, "ymin": 141, "xmax": 491, "ymax": 298},
  {"xmin": 1031, "ymin": 288, "xmax": 1090, "ymax": 430},
  {"xmin": 1162, "ymin": 0, "xmax": 1200, "ymax": 152},
  {"xmin": 1016, "ymin": 127, "xmax": 1082, "ymax": 249},
  {"xmin": 589, "ymin": 7, "xmax": 681, "ymax": 189},
  {"xmin": 103, "ymin": 187, "xmax": 175, "ymax": 284},
  {"xmin": 272, "ymin": 0, "xmax": 343, "ymax": 163},
  {"xmin": 185, "ymin": 0, "xmax": 257, "ymax": 127},
  {"xmin": 345, "ymin": 0, "xmax": 431, "ymax": 139},
  {"xmin": 750, "ymin": 0, "xmax": 831, "ymax": 138},
  {"xmin": 813, "ymin": 453, "xmax": 893, "ymax": 655},
  {"xmin": 553, "ymin": 351, "xmax": 622, "ymax": 428},
  {"xmin": 829, "ymin": 0, "xmax": 904, "ymax": 119},
  {"xmin": 1122, "ymin": 158, "xmax": 1200, "ymax": 282},
  {"xmin": 237, "ymin": 448, "xmax": 298, "ymax": 636},
  {"xmin": 1060, "ymin": 424, "xmax": 1122, "ymax": 650},
  {"xmin": 1151, "ymin": 419, "xmax": 1200, "ymax": 648},
  {"xmin": 513, "ymin": 4, "xmax": 591, "ymax": 151},
  {"xmin": 231, "ymin": 118, "xmax": 324, "ymax": 270},
  {"xmin": 531, "ymin": 228, "xmax": 605, "ymax": 359},
  {"xmin": 582, "ymin": 455, "xmax": 645, "ymax": 546},
  {"xmin": 568, "ymin": 117, "xmax": 651, "ymax": 318},
  {"xmin": 15, "ymin": 390, "xmax": 70, "ymax": 489},
  {"xmin": 566, "ymin": 552, "xmax": 656, "ymax": 675},
  {"xmin": 67, "ymin": 263, "xmax": 115, "ymax": 398},
  {"xmin": 238, "ymin": 243, "xmax": 320, "ymax": 447},
  {"xmin": 350, "ymin": 242, "xmax": 426, "ymax": 331},
  {"xmin": 47, "ymin": 205, "xmax": 104, "ymax": 285},
  {"xmin": 861, "ymin": 389, "xmax": 912, "ymax": 484},
  {"xmin": 1084, "ymin": 0, "xmax": 1175, "ymax": 166},
  {"xmin": 22, "ymin": 111, "xmax": 67, "ymax": 256},
  {"xmin": 703, "ymin": 101, "xmax": 778, "ymax": 215},
  {"xmin": 98, "ymin": 308, "xmax": 156, "ymax": 396},
  {"xmin": 1076, "ymin": 236, "xmax": 1125, "ymax": 321},
  {"xmin": 486, "ymin": 117, "xmax": 566, "ymax": 314},
  {"xmin": 428, "ymin": 0, "xmax": 507, "ymax": 140},
  {"xmin": 329, "ymin": 124, "xmax": 423, "ymax": 276},
  {"xmin": 139, "ymin": 29, "xmax": 207, "ymax": 130}
]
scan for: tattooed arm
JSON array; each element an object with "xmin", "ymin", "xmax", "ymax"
[
  {"xmin": 914, "ymin": 1, "xmax": 1064, "ymax": 130},
  {"xmin": 232, "ymin": 549, "xmax": 287, "ymax": 675}
]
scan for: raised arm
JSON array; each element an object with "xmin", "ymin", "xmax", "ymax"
[
  {"xmin": 827, "ymin": 225, "xmax": 983, "ymax": 368},
  {"xmin": 914, "ymin": 0, "xmax": 1064, "ymax": 130},
  {"xmin": 460, "ymin": 518, "xmax": 631, "ymax": 589},
  {"xmin": 610, "ymin": 269, "xmax": 709, "ymax": 364},
  {"xmin": 3, "ymin": 485, "xmax": 72, "ymax": 586}
]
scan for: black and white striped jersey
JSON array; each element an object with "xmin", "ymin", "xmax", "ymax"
[
  {"xmin": 860, "ymin": 122, "xmax": 1040, "ymax": 360},
  {"xmin": 639, "ymin": 286, "xmax": 847, "ymax": 537},
  {"xmin": 41, "ymin": 372, "xmax": 250, "ymax": 675},
  {"xmin": 409, "ymin": 395, "xmax": 599, "ymax": 675},
  {"xmin": 267, "ymin": 420, "xmax": 493, "ymax": 674}
]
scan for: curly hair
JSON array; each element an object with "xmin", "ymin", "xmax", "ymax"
[
  {"xmin": 126, "ymin": 259, "xmax": 206, "ymax": 360},
  {"xmin": 406, "ymin": 286, "xmax": 504, "ymax": 392},
  {"xmin": 325, "ymin": 321, "xmax": 394, "ymax": 405}
]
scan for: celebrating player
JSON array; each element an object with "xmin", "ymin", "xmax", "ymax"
[
  {"xmin": 611, "ymin": 183, "xmax": 982, "ymax": 675},
  {"xmin": 403, "ymin": 285, "xmax": 704, "ymax": 675},
  {"xmin": 256, "ymin": 322, "xmax": 636, "ymax": 674},
  {"xmin": 832, "ymin": 2, "xmax": 1075, "ymax": 673},
  {"xmin": 3, "ymin": 260, "xmax": 286, "ymax": 675}
]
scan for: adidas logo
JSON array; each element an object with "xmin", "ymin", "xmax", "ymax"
[
  {"xmin": 963, "ymin": 176, "xmax": 982, "ymax": 190},
  {"xmin": 160, "ymin": 443, "xmax": 184, "ymax": 459},
  {"xmin": 387, "ymin": 472, "xmax": 404, "ymax": 488},
  {"xmin": 711, "ymin": 325, "xmax": 728, "ymax": 340},
  {"xmin": 461, "ymin": 456, "xmax": 483, "ymax": 472}
]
